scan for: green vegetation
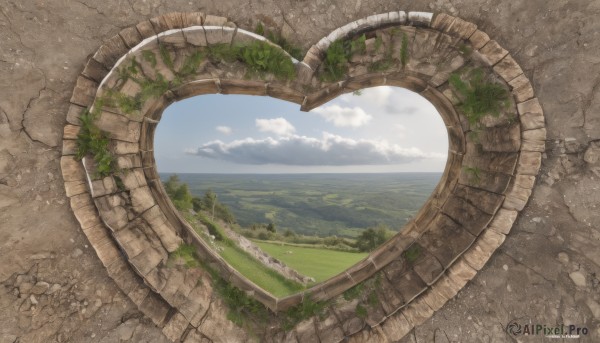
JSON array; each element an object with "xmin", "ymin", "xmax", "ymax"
[
  {"xmin": 254, "ymin": 241, "xmax": 368, "ymax": 283},
  {"xmin": 142, "ymin": 50, "xmax": 157, "ymax": 67},
  {"xmin": 449, "ymin": 68, "xmax": 510, "ymax": 125},
  {"xmin": 320, "ymin": 34, "xmax": 367, "ymax": 82},
  {"xmin": 75, "ymin": 101, "xmax": 115, "ymax": 177},
  {"xmin": 343, "ymin": 282, "xmax": 365, "ymax": 301},
  {"xmin": 400, "ymin": 33, "xmax": 409, "ymax": 67},
  {"xmin": 403, "ymin": 244, "xmax": 421, "ymax": 263},
  {"xmin": 239, "ymin": 41, "xmax": 296, "ymax": 80},
  {"xmin": 255, "ymin": 22, "xmax": 304, "ymax": 60},
  {"xmin": 159, "ymin": 44, "xmax": 175, "ymax": 71},
  {"xmin": 170, "ymin": 244, "xmax": 201, "ymax": 268},
  {"xmin": 282, "ymin": 296, "xmax": 328, "ymax": 330},
  {"xmin": 354, "ymin": 224, "xmax": 395, "ymax": 252}
]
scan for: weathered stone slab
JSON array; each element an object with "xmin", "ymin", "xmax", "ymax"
[
  {"xmin": 130, "ymin": 186, "xmax": 156, "ymax": 213},
  {"xmin": 316, "ymin": 313, "xmax": 345, "ymax": 343},
  {"xmin": 346, "ymin": 259, "xmax": 378, "ymax": 285},
  {"xmin": 430, "ymin": 274, "xmax": 462, "ymax": 301},
  {"xmin": 66, "ymin": 104, "xmax": 86, "ymax": 125},
  {"xmin": 150, "ymin": 13, "xmax": 183, "ymax": 32},
  {"xmin": 503, "ymin": 184, "xmax": 532, "ymax": 211},
  {"xmin": 95, "ymin": 111, "xmax": 141, "ymax": 143},
  {"xmin": 93, "ymin": 239, "xmax": 122, "ymax": 268},
  {"xmin": 380, "ymin": 312, "xmax": 413, "ymax": 342},
  {"xmin": 158, "ymin": 30, "xmax": 187, "ymax": 48},
  {"xmin": 182, "ymin": 12, "xmax": 205, "ymax": 27},
  {"xmin": 388, "ymin": 269, "xmax": 427, "ymax": 305},
  {"xmin": 204, "ymin": 15, "xmax": 228, "ymax": 26},
  {"xmin": 458, "ymin": 167, "xmax": 512, "ymax": 194},
  {"xmin": 401, "ymin": 297, "xmax": 434, "ymax": 327},
  {"xmin": 446, "ymin": 17, "xmax": 477, "ymax": 39},
  {"xmin": 479, "ymin": 124, "xmax": 521, "ymax": 152},
  {"xmin": 119, "ymin": 168, "xmax": 147, "ymax": 190},
  {"xmin": 135, "ymin": 20, "xmax": 156, "ymax": 39},
  {"xmin": 267, "ymin": 85, "xmax": 305, "ymax": 104},
  {"xmin": 61, "ymin": 140, "xmax": 77, "ymax": 156},
  {"xmin": 463, "ymin": 141, "xmax": 519, "ymax": 174},
  {"xmin": 73, "ymin": 205, "xmax": 102, "ymax": 230},
  {"xmin": 116, "ymin": 154, "xmax": 142, "ymax": 169},
  {"xmin": 220, "ymin": 80, "xmax": 266, "ymax": 95},
  {"xmin": 443, "ymin": 195, "xmax": 493, "ymax": 236},
  {"xmin": 509, "ymin": 74, "xmax": 534, "ymax": 102},
  {"xmin": 106, "ymin": 257, "xmax": 142, "ymax": 295},
  {"xmin": 204, "ymin": 27, "xmax": 234, "ymax": 46},
  {"xmin": 333, "ymin": 299, "xmax": 365, "ymax": 336},
  {"xmin": 431, "ymin": 13, "xmax": 456, "ymax": 32},
  {"xmin": 128, "ymin": 284, "xmax": 150, "ymax": 306},
  {"xmin": 82, "ymin": 222, "xmax": 112, "ymax": 251},
  {"xmin": 64, "ymin": 180, "xmax": 88, "ymax": 197},
  {"xmin": 145, "ymin": 267, "xmax": 169, "ymax": 293},
  {"xmin": 516, "ymin": 151, "xmax": 542, "ymax": 175},
  {"xmin": 493, "ymin": 54, "xmax": 523, "ymax": 82},
  {"xmin": 70, "ymin": 76, "xmax": 98, "ymax": 107},
  {"xmin": 378, "ymin": 276, "xmax": 406, "ymax": 314},
  {"xmin": 417, "ymin": 214, "xmax": 475, "ymax": 268},
  {"xmin": 408, "ymin": 11, "xmax": 433, "ymax": 27},
  {"xmin": 517, "ymin": 97, "xmax": 543, "ymax": 116},
  {"xmin": 420, "ymin": 288, "xmax": 449, "ymax": 311},
  {"xmin": 446, "ymin": 258, "xmax": 477, "ymax": 288},
  {"xmin": 453, "ymin": 184, "xmax": 505, "ymax": 215},
  {"xmin": 478, "ymin": 40, "xmax": 508, "ymax": 66},
  {"xmin": 183, "ymin": 28, "xmax": 207, "ymax": 47},
  {"xmin": 522, "ymin": 128, "xmax": 546, "ymax": 141},
  {"xmin": 113, "ymin": 141, "xmax": 139, "ymax": 155},
  {"xmin": 82, "ymin": 57, "xmax": 109, "ymax": 83},
  {"xmin": 468, "ymin": 29, "xmax": 490, "ymax": 50},
  {"xmin": 183, "ymin": 284, "xmax": 211, "ymax": 325},
  {"xmin": 93, "ymin": 34, "xmax": 129, "ymax": 69},
  {"xmin": 139, "ymin": 293, "xmax": 171, "ymax": 327},
  {"xmin": 519, "ymin": 111, "xmax": 545, "ymax": 130},
  {"xmin": 163, "ymin": 312, "xmax": 189, "ymax": 342},
  {"xmin": 413, "ymin": 253, "xmax": 444, "ymax": 285},
  {"xmin": 95, "ymin": 195, "xmax": 129, "ymax": 230},
  {"xmin": 119, "ymin": 26, "xmax": 143, "ymax": 48},
  {"xmin": 488, "ymin": 208, "xmax": 518, "ymax": 235},
  {"xmin": 521, "ymin": 139, "xmax": 545, "ymax": 152},
  {"xmin": 129, "ymin": 246, "xmax": 165, "ymax": 276}
]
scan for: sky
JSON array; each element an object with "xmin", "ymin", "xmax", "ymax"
[{"xmin": 154, "ymin": 86, "xmax": 448, "ymax": 174}]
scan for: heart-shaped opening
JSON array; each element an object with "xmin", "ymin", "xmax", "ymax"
[
  {"xmin": 62, "ymin": 11, "xmax": 542, "ymax": 339},
  {"xmin": 154, "ymin": 88, "xmax": 448, "ymax": 296}
]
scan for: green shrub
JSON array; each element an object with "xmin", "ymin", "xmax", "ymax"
[
  {"xmin": 343, "ymin": 283, "xmax": 364, "ymax": 301},
  {"xmin": 355, "ymin": 304, "xmax": 367, "ymax": 318},
  {"xmin": 255, "ymin": 23, "xmax": 304, "ymax": 60},
  {"xmin": 282, "ymin": 297, "xmax": 328, "ymax": 330},
  {"xmin": 239, "ymin": 41, "xmax": 296, "ymax": 80},
  {"xmin": 75, "ymin": 102, "xmax": 115, "ymax": 178},
  {"xmin": 139, "ymin": 73, "xmax": 170, "ymax": 102},
  {"xmin": 178, "ymin": 50, "xmax": 205, "ymax": 77},
  {"xmin": 320, "ymin": 34, "xmax": 368, "ymax": 82},
  {"xmin": 170, "ymin": 244, "xmax": 201, "ymax": 268},
  {"xmin": 449, "ymin": 68, "xmax": 510, "ymax": 124},
  {"xmin": 142, "ymin": 50, "xmax": 157, "ymax": 68}
]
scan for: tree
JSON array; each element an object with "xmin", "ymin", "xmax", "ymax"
[
  {"xmin": 355, "ymin": 224, "xmax": 394, "ymax": 252},
  {"xmin": 202, "ymin": 190, "xmax": 217, "ymax": 220},
  {"xmin": 266, "ymin": 222, "xmax": 276, "ymax": 233}
]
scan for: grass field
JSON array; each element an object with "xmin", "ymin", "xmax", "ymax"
[
  {"xmin": 217, "ymin": 243, "xmax": 305, "ymax": 297},
  {"xmin": 254, "ymin": 241, "xmax": 368, "ymax": 283}
]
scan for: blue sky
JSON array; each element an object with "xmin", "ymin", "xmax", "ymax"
[{"xmin": 155, "ymin": 86, "xmax": 448, "ymax": 173}]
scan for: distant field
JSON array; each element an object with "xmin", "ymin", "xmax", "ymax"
[
  {"xmin": 254, "ymin": 241, "xmax": 368, "ymax": 283},
  {"xmin": 164, "ymin": 173, "xmax": 441, "ymax": 238}
]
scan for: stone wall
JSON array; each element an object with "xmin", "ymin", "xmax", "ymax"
[{"xmin": 58, "ymin": 10, "xmax": 546, "ymax": 342}]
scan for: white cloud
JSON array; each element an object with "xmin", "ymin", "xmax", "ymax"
[
  {"xmin": 312, "ymin": 105, "xmax": 373, "ymax": 128},
  {"xmin": 216, "ymin": 126, "xmax": 232, "ymax": 134},
  {"xmin": 255, "ymin": 117, "xmax": 296, "ymax": 136},
  {"xmin": 186, "ymin": 132, "xmax": 445, "ymax": 166}
]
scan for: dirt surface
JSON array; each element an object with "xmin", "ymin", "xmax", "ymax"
[{"xmin": 0, "ymin": 0, "xmax": 598, "ymax": 342}]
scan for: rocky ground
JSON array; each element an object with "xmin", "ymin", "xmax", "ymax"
[{"xmin": 0, "ymin": 0, "xmax": 598, "ymax": 342}]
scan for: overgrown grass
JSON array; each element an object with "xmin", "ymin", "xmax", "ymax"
[
  {"xmin": 320, "ymin": 34, "xmax": 367, "ymax": 82},
  {"xmin": 254, "ymin": 241, "xmax": 368, "ymax": 283},
  {"xmin": 255, "ymin": 22, "xmax": 304, "ymax": 60},
  {"xmin": 75, "ymin": 100, "xmax": 115, "ymax": 177},
  {"xmin": 463, "ymin": 166, "xmax": 482, "ymax": 184},
  {"xmin": 239, "ymin": 41, "xmax": 296, "ymax": 80},
  {"xmin": 282, "ymin": 296, "xmax": 329, "ymax": 330},
  {"xmin": 449, "ymin": 68, "xmax": 510, "ymax": 124},
  {"xmin": 400, "ymin": 33, "xmax": 409, "ymax": 67},
  {"xmin": 170, "ymin": 244, "xmax": 201, "ymax": 268}
]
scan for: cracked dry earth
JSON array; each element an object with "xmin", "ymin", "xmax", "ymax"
[{"xmin": 0, "ymin": 0, "xmax": 599, "ymax": 342}]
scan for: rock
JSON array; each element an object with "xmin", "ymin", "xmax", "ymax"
[
  {"xmin": 19, "ymin": 282, "xmax": 33, "ymax": 295},
  {"xmin": 586, "ymin": 299, "xmax": 600, "ymax": 319},
  {"xmin": 29, "ymin": 295, "xmax": 38, "ymax": 305},
  {"xmin": 31, "ymin": 281, "xmax": 50, "ymax": 295},
  {"xmin": 71, "ymin": 248, "xmax": 83, "ymax": 258},
  {"xmin": 569, "ymin": 271, "xmax": 586, "ymax": 287},
  {"xmin": 557, "ymin": 252, "xmax": 569, "ymax": 264},
  {"xmin": 564, "ymin": 137, "xmax": 581, "ymax": 153},
  {"xmin": 584, "ymin": 141, "xmax": 600, "ymax": 164}
]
